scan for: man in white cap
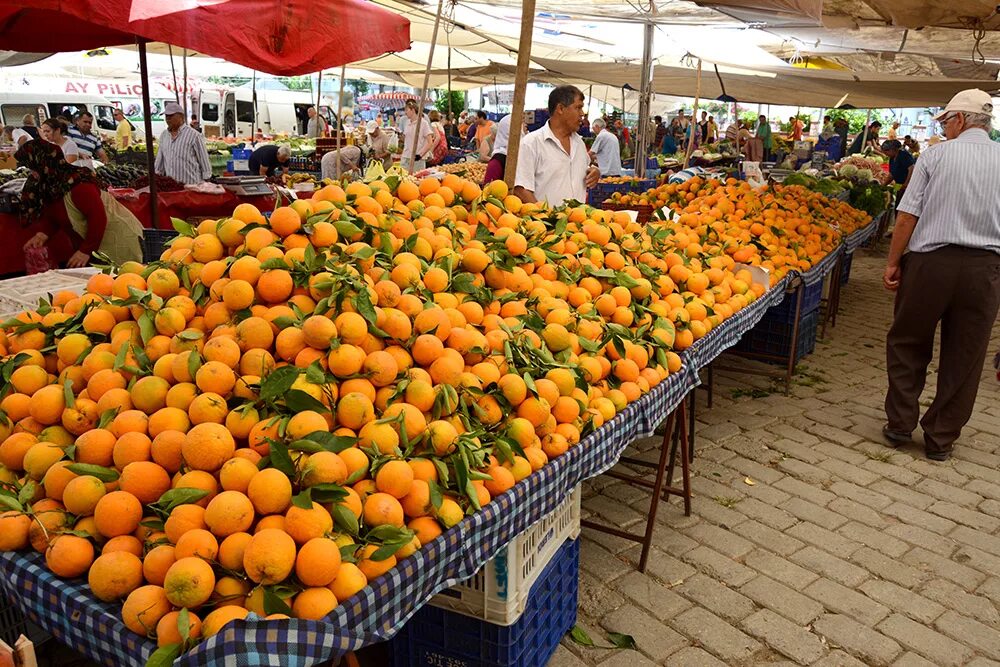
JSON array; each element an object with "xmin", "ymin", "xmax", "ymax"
[
  {"xmin": 154, "ymin": 101, "xmax": 211, "ymax": 184},
  {"xmin": 882, "ymin": 89, "xmax": 1000, "ymax": 461},
  {"xmin": 365, "ymin": 120, "xmax": 391, "ymax": 170}
]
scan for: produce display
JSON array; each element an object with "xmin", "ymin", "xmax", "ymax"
[
  {"xmin": 607, "ymin": 177, "xmax": 871, "ymax": 283},
  {"xmin": 96, "ymin": 164, "xmax": 147, "ymax": 189},
  {"xmin": 0, "ymin": 168, "xmax": 29, "ymax": 187},
  {"xmin": 0, "ymin": 173, "xmax": 778, "ymax": 657},
  {"xmin": 130, "ymin": 174, "xmax": 187, "ymax": 193},
  {"xmin": 432, "ymin": 162, "xmax": 486, "ymax": 184}
]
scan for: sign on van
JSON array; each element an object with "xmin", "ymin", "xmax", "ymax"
[{"xmin": 64, "ymin": 80, "xmax": 145, "ymax": 97}]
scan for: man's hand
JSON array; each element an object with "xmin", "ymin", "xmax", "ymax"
[
  {"xmin": 23, "ymin": 232, "xmax": 48, "ymax": 250},
  {"xmin": 67, "ymin": 251, "xmax": 91, "ymax": 268},
  {"xmin": 585, "ymin": 166, "xmax": 600, "ymax": 189},
  {"xmin": 883, "ymin": 263, "xmax": 901, "ymax": 291}
]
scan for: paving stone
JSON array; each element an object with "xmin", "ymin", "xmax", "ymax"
[
  {"xmin": 662, "ymin": 646, "xmax": 727, "ymax": 667},
  {"xmin": 787, "ymin": 522, "xmax": 862, "ymax": 558},
  {"xmin": 922, "ymin": 577, "xmax": 1000, "ymax": 625},
  {"xmin": 580, "ymin": 539, "xmax": 633, "ymax": 583},
  {"xmin": 740, "ymin": 609, "xmax": 825, "ymax": 665},
  {"xmin": 848, "ymin": 547, "xmax": 927, "ymax": 588},
  {"xmin": 858, "ymin": 579, "xmax": 946, "ymax": 624},
  {"xmin": 863, "ymin": 463, "xmax": 924, "ymax": 488},
  {"xmin": 769, "ymin": 423, "xmax": 822, "ymax": 445},
  {"xmin": 777, "ymin": 457, "xmax": 832, "ymax": 484},
  {"xmin": 779, "ymin": 498, "xmax": 848, "ymax": 530},
  {"xmin": 837, "ymin": 522, "xmax": 910, "ymax": 558},
  {"xmin": 649, "ymin": 525, "xmax": 700, "ymax": 556},
  {"xmin": 731, "ymin": 519, "xmax": 805, "ymax": 556},
  {"xmin": 804, "ymin": 577, "xmax": 890, "ymax": 626},
  {"xmin": 884, "ymin": 524, "xmax": 957, "ymax": 557},
  {"xmin": 739, "ymin": 575, "xmax": 823, "ymax": 625},
  {"xmin": 682, "ymin": 523, "xmax": 755, "ymax": 558},
  {"xmin": 806, "ymin": 423, "xmax": 863, "ymax": 446},
  {"xmin": 634, "ymin": 547, "xmax": 697, "ymax": 586},
  {"xmin": 579, "ymin": 571, "xmax": 628, "ymax": 620},
  {"xmin": 680, "ymin": 546, "xmax": 756, "ymax": 587},
  {"xmin": 902, "ymin": 546, "xmax": 987, "ymax": 591},
  {"xmin": 790, "ymin": 546, "xmax": 869, "ymax": 587},
  {"xmin": 877, "ymin": 613, "xmax": 974, "ymax": 667},
  {"xmin": 964, "ymin": 478, "xmax": 1000, "ymax": 501},
  {"xmin": 612, "ymin": 570, "xmax": 691, "ymax": 621},
  {"xmin": 744, "ymin": 549, "xmax": 819, "ymax": 589},
  {"xmin": 774, "ymin": 476, "xmax": 836, "ymax": 506},
  {"xmin": 600, "ymin": 604, "xmax": 688, "ymax": 662},
  {"xmin": 890, "ymin": 652, "xmax": 940, "ymax": 667},
  {"xmin": 722, "ymin": 456, "xmax": 785, "ymax": 485},
  {"xmin": 670, "ymin": 607, "xmax": 763, "ymax": 663},
  {"xmin": 699, "ymin": 422, "xmax": 742, "ymax": 442},
  {"xmin": 826, "ymin": 497, "xmax": 889, "ymax": 528},
  {"xmin": 918, "ymin": 478, "xmax": 985, "ymax": 507},
  {"xmin": 594, "ymin": 649, "xmax": 660, "ymax": 667},
  {"xmin": 809, "ymin": 649, "xmax": 868, "ymax": 667},
  {"xmin": 813, "ymin": 613, "xmax": 902, "ymax": 666},
  {"xmin": 817, "ymin": 458, "xmax": 881, "ymax": 486},
  {"xmin": 731, "ymin": 497, "xmax": 799, "ymax": 531},
  {"xmin": 674, "ymin": 573, "xmax": 756, "ymax": 623},
  {"xmin": 934, "ymin": 609, "xmax": 1000, "ymax": 660},
  {"xmin": 906, "ymin": 459, "xmax": 969, "ymax": 487},
  {"xmin": 868, "ymin": 479, "xmax": 934, "ymax": 509},
  {"xmin": 883, "ymin": 503, "xmax": 958, "ymax": 535},
  {"xmin": 827, "ymin": 481, "xmax": 893, "ymax": 509},
  {"xmin": 548, "ymin": 644, "xmax": 590, "ymax": 667},
  {"xmin": 928, "ymin": 500, "xmax": 1000, "ymax": 532},
  {"xmin": 965, "ymin": 659, "xmax": 1000, "ymax": 667}
]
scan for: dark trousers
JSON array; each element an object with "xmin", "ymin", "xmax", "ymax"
[{"xmin": 885, "ymin": 246, "xmax": 1000, "ymax": 454}]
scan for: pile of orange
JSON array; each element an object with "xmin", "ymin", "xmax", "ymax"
[
  {"xmin": 610, "ymin": 177, "xmax": 871, "ymax": 283},
  {"xmin": 0, "ymin": 173, "xmax": 764, "ymax": 654}
]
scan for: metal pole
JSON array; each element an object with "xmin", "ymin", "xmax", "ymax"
[
  {"xmin": 683, "ymin": 59, "xmax": 702, "ymax": 169},
  {"xmin": 336, "ymin": 65, "xmax": 346, "ymax": 179},
  {"xmin": 316, "ymin": 70, "xmax": 323, "ymax": 137},
  {"xmin": 168, "ymin": 45, "xmax": 180, "ymax": 104},
  {"xmin": 409, "ymin": 0, "xmax": 445, "ymax": 171},
  {"xmin": 138, "ymin": 40, "xmax": 159, "ymax": 230},
  {"xmin": 503, "ymin": 0, "xmax": 537, "ymax": 187},
  {"xmin": 252, "ymin": 70, "xmax": 258, "ymax": 138},
  {"xmin": 860, "ymin": 108, "xmax": 872, "ymax": 153},
  {"xmin": 635, "ymin": 22, "xmax": 654, "ymax": 178},
  {"xmin": 182, "ymin": 50, "xmax": 188, "ymax": 119}
]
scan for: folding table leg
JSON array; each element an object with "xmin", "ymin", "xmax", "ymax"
[{"xmin": 637, "ymin": 409, "xmax": 677, "ymax": 572}]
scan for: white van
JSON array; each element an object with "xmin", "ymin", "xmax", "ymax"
[
  {"xmin": 195, "ymin": 86, "xmax": 344, "ymax": 138},
  {"xmin": 0, "ymin": 91, "xmax": 117, "ymax": 137}
]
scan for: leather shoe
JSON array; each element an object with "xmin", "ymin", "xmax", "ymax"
[
  {"xmin": 882, "ymin": 425, "xmax": 912, "ymax": 447},
  {"xmin": 926, "ymin": 450, "xmax": 952, "ymax": 462}
]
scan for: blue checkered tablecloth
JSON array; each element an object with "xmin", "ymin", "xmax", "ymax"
[
  {"xmin": 844, "ymin": 217, "xmax": 880, "ymax": 253},
  {"xmin": 799, "ymin": 244, "xmax": 844, "ymax": 287},
  {"xmin": 1, "ymin": 365, "xmax": 700, "ymax": 666}
]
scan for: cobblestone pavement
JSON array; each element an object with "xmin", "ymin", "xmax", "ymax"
[{"xmin": 552, "ymin": 250, "xmax": 1000, "ymax": 667}]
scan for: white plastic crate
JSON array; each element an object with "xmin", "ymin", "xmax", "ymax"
[{"xmin": 429, "ymin": 486, "xmax": 581, "ymax": 625}]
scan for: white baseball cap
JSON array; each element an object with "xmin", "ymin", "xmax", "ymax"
[
  {"xmin": 366, "ymin": 120, "xmax": 378, "ymax": 134},
  {"xmin": 934, "ymin": 89, "xmax": 994, "ymax": 121},
  {"xmin": 164, "ymin": 101, "xmax": 184, "ymax": 117}
]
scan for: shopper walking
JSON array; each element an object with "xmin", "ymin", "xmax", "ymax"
[
  {"xmin": 305, "ymin": 106, "xmax": 327, "ymax": 138},
  {"xmin": 755, "ymin": 115, "xmax": 772, "ymax": 161},
  {"xmin": 882, "ymin": 89, "xmax": 1000, "ymax": 461},
  {"xmin": 589, "ymin": 118, "xmax": 622, "ymax": 176},
  {"xmin": 514, "ymin": 85, "xmax": 600, "ymax": 205}
]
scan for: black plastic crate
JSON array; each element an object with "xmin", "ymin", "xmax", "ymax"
[
  {"xmin": 732, "ymin": 308, "xmax": 819, "ymax": 363},
  {"xmin": 142, "ymin": 228, "xmax": 180, "ymax": 263},
  {"xmin": 391, "ymin": 539, "xmax": 579, "ymax": 667},
  {"xmin": 0, "ymin": 596, "xmax": 47, "ymax": 648},
  {"xmin": 840, "ymin": 253, "xmax": 854, "ymax": 286},
  {"xmin": 765, "ymin": 280, "xmax": 823, "ymax": 324}
]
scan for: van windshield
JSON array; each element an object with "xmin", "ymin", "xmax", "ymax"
[
  {"xmin": 95, "ymin": 106, "xmax": 116, "ymax": 132},
  {"xmin": 202, "ymin": 103, "xmax": 220, "ymax": 123}
]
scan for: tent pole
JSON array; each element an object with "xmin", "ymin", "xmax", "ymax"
[
  {"xmin": 182, "ymin": 50, "xmax": 188, "ymax": 120},
  {"xmin": 503, "ymin": 0, "xmax": 536, "ymax": 187},
  {"xmin": 252, "ymin": 70, "xmax": 257, "ymax": 139},
  {"xmin": 138, "ymin": 39, "xmax": 159, "ymax": 230},
  {"xmin": 336, "ymin": 65, "xmax": 346, "ymax": 180},
  {"xmin": 167, "ymin": 45, "xmax": 180, "ymax": 104},
  {"xmin": 860, "ymin": 107, "xmax": 872, "ymax": 153},
  {"xmin": 634, "ymin": 22, "xmax": 654, "ymax": 179},
  {"xmin": 683, "ymin": 59, "xmax": 702, "ymax": 169},
  {"xmin": 316, "ymin": 70, "xmax": 323, "ymax": 136},
  {"xmin": 409, "ymin": 0, "xmax": 444, "ymax": 172}
]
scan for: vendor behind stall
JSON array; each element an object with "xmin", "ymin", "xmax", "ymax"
[
  {"xmin": 366, "ymin": 121, "xmax": 391, "ymax": 169},
  {"xmin": 155, "ymin": 102, "xmax": 211, "ymax": 184},
  {"xmin": 16, "ymin": 140, "xmax": 143, "ymax": 267},
  {"xmin": 248, "ymin": 143, "xmax": 291, "ymax": 176}
]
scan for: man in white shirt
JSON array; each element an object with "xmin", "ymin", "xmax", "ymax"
[
  {"xmin": 155, "ymin": 101, "xmax": 212, "ymax": 184},
  {"xmin": 882, "ymin": 89, "xmax": 1000, "ymax": 462},
  {"xmin": 514, "ymin": 86, "xmax": 600, "ymax": 205},
  {"xmin": 589, "ymin": 119, "xmax": 622, "ymax": 176}
]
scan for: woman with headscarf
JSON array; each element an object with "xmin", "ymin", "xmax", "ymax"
[
  {"xmin": 321, "ymin": 145, "xmax": 363, "ymax": 181},
  {"xmin": 16, "ymin": 140, "xmax": 143, "ymax": 268}
]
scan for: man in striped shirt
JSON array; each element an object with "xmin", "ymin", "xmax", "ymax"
[
  {"xmin": 68, "ymin": 111, "xmax": 107, "ymax": 170},
  {"xmin": 882, "ymin": 89, "xmax": 1000, "ymax": 462},
  {"xmin": 154, "ymin": 101, "xmax": 211, "ymax": 184}
]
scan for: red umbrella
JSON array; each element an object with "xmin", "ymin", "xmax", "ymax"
[{"xmin": 1, "ymin": 1, "xmax": 410, "ymax": 75}]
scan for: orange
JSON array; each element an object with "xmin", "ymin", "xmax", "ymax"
[
  {"xmin": 121, "ymin": 585, "xmax": 173, "ymax": 636},
  {"xmin": 243, "ymin": 528, "xmax": 297, "ymax": 585},
  {"xmin": 164, "ymin": 556, "xmax": 216, "ymax": 608},
  {"xmin": 295, "ymin": 537, "xmax": 342, "ymax": 587},
  {"xmin": 88, "ymin": 551, "xmax": 143, "ymax": 601}
]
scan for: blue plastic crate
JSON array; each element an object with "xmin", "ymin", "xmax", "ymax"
[
  {"xmin": 142, "ymin": 228, "xmax": 180, "ymax": 263},
  {"xmin": 732, "ymin": 307, "xmax": 819, "ymax": 363},
  {"xmin": 586, "ymin": 179, "xmax": 655, "ymax": 206},
  {"xmin": 764, "ymin": 280, "xmax": 823, "ymax": 324},
  {"xmin": 391, "ymin": 539, "xmax": 579, "ymax": 667},
  {"xmin": 232, "ymin": 148, "xmax": 252, "ymax": 160},
  {"xmin": 840, "ymin": 253, "xmax": 854, "ymax": 286}
]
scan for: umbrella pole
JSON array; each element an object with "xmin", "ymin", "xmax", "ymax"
[
  {"xmin": 503, "ymin": 0, "xmax": 536, "ymax": 187},
  {"xmin": 634, "ymin": 21, "xmax": 654, "ymax": 179},
  {"xmin": 138, "ymin": 39, "xmax": 159, "ymax": 230},
  {"xmin": 860, "ymin": 107, "xmax": 872, "ymax": 152},
  {"xmin": 168, "ymin": 45, "xmax": 180, "ymax": 104},
  {"xmin": 183, "ymin": 50, "xmax": 188, "ymax": 119},
  {"xmin": 316, "ymin": 70, "xmax": 323, "ymax": 136},
  {"xmin": 683, "ymin": 59, "xmax": 702, "ymax": 169},
  {"xmin": 252, "ymin": 70, "xmax": 257, "ymax": 138},
  {"xmin": 336, "ymin": 65, "xmax": 345, "ymax": 180},
  {"xmin": 409, "ymin": 0, "xmax": 444, "ymax": 172}
]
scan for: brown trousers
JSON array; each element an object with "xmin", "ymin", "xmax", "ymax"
[{"xmin": 885, "ymin": 246, "xmax": 1000, "ymax": 454}]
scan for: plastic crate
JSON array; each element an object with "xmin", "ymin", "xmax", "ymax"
[
  {"xmin": 840, "ymin": 252, "xmax": 854, "ymax": 285},
  {"xmin": 0, "ymin": 595, "xmax": 47, "ymax": 648},
  {"xmin": 429, "ymin": 487, "xmax": 580, "ymax": 625},
  {"xmin": 392, "ymin": 538, "xmax": 579, "ymax": 667},
  {"xmin": 600, "ymin": 202, "xmax": 655, "ymax": 224},
  {"xmin": 586, "ymin": 179, "xmax": 655, "ymax": 206},
  {"xmin": 764, "ymin": 279, "xmax": 823, "ymax": 324},
  {"xmin": 732, "ymin": 307, "xmax": 819, "ymax": 362},
  {"xmin": 142, "ymin": 228, "xmax": 180, "ymax": 263}
]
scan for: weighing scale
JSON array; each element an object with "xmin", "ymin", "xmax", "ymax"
[{"xmin": 214, "ymin": 176, "xmax": 273, "ymax": 196}]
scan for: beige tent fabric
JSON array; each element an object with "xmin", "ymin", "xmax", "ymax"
[
  {"xmin": 825, "ymin": 0, "xmax": 1000, "ymax": 30},
  {"xmin": 693, "ymin": 0, "xmax": 823, "ymax": 24}
]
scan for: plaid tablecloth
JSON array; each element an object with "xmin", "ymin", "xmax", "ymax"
[
  {"xmin": 799, "ymin": 244, "xmax": 844, "ymax": 287},
  {"xmin": 844, "ymin": 217, "xmax": 880, "ymax": 253}
]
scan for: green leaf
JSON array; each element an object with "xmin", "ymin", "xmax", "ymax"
[
  {"xmin": 333, "ymin": 220, "xmax": 363, "ymax": 239},
  {"xmin": 427, "ymin": 479, "xmax": 443, "ymax": 510},
  {"xmin": 137, "ymin": 311, "xmax": 156, "ymax": 346},
  {"xmin": 63, "ymin": 380, "xmax": 76, "ymax": 410},
  {"xmin": 260, "ymin": 366, "xmax": 300, "ymax": 403},
  {"xmin": 607, "ymin": 632, "xmax": 637, "ymax": 650},
  {"xmin": 97, "ymin": 407, "xmax": 119, "ymax": 430},
  {"xmin": 66, "ymin": 463, "xmax": 119, "ymax": 482},
  {"xmin": 177, "ymin": 607, "xmax": 191, "ymax": 642},
  {"xmin": 288, "ymin": 439, "xmax": 323, "ymax": 454},
  {"xmin": 17, "ymin": 480, "xmax": 37, "ymax": 506},
  {"xmin": 262, "ymin": 586, "xmax": 293, "ymax": 616},
  {"xmin": 171, "ymin": 217, "xmax": 195, "ymax": 237},
  {"xmin": 354, "ymin": 289, "xmax": 378, "ymax": 327},
  {"xmin": 260, "ymin": 258, "xmax": 290, "ymax": 271},
  {"xmin": 154, "ymin": 487, "xmax": 210, "ymax": 513},
  {"xmin": 331, "ymin": 503, "xmax": 359, "ymax": 536},
  {"xmin": 268, "ymin": 440, "xmax": 296, "ymax": 476},
  {"xmin": 291, "ymin": 489, "xmax": 313, "ymax": 509},
  {"xmin": 186, "ymin": 350, "xmax": 202, "ymax": 381},
  {"xmin": 145, "ymin": 643, "xmax": 182, "ymax": 667},
  {"xmin": 284, "ymin": 389, "xmax": 328, "ymax": 413},
  {"xmin": 569, "ymin": 625, "xmax": 596, "ymax": 647},
  {"xmin": 176, "ymin": 330, "xmax": 204, "ymax": 341},
  {"xmin": 308, "ymin": 483, "xmax": 347, "ymax": 504},
  {"xmin": 0, "ymin": 494, "xmax": 23, "ymax": 512},
  {"xmin": 305, "ymin": 361, "xmax": 326, "ymax": 384},
  {"xmin": 304, "ymin": 431, "xmax": 358, "ymax": 453},
  {"xmin": 339, "ymin": 544, "xmax": 359, "ymax": 563},
  {"xmin": 113, "ymin": 342, "xmax": 128, "ymax": 371}
]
